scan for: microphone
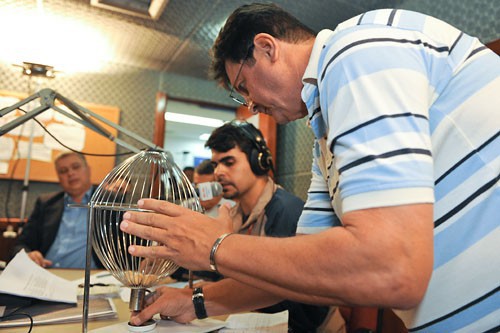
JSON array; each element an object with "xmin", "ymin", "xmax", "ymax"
[{"xmin": 195, "ymin": 182, "xmax": 223, "ymax": 201}]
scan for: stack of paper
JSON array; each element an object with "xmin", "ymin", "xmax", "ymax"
[
  {"xmin": 89, "ymin": 316, "xmax": 226, "ymax": 333},
  {"xmin": 0, "ymin": 250, "xmax": 76, "ymax": 304},
  {"xmin": 89, "ymin": 311, "xmax": 289, "ymax": 333},
  {"xmin": 0, "ymin": 298, "xmax": 117, "ymax": 328},
  {"xmin": 0, "ymin": 250, "xmax": 117, "ymax": 328},
  {"xmin": 220, "ymin": 311, "xmax": 289, "ymax": 333}
]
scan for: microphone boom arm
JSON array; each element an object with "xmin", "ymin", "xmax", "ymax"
[{"xmin": 0, "ymin": 88, "xmax": 161, "ymax": 152}]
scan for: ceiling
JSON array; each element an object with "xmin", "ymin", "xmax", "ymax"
[{"xmin": 0, "ymin": 0, "xmax": 497, "ymax": 82}]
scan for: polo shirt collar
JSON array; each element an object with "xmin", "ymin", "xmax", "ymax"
[{"xmin": 302, "ymin": 29, "xmax": 334, "ymax": 86}]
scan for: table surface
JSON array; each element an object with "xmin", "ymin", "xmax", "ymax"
[{"xmin": 1, "ymin": 268, "xmax": 225, "ymax": 333}]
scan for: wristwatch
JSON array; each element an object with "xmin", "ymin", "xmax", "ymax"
[{"xmin": 192, "ymin": 287, "xmax": 208, "ymax": 319}]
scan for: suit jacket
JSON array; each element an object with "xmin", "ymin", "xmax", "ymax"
[{"xmin": 10, "ymin": 190, "xmax": 103, "ymax": 268}]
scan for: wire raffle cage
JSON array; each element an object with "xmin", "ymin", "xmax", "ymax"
[{"xmin": 86, "ymin": 149, "xmax": 202, "ymax": 330}]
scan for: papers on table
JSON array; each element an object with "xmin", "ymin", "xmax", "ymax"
[
  {"xmin": 0, "ymin": 253, "xmax": 117, "ymax": 328},
  {"xmin": 0, "ymin": 250, "xmax": 76, "ymax": 303},
  {"xmin": 71, "ymin": 271, "xmax": 122, "ymax": 299},
  {"xmin": 0, "ymin": 298, "xmax": 117, "ymax": 328},
  {"xmin": 221, "ymin": 311, "xmax": 289, "ymax": 332},
  {"xmin": 90, "ymin": 316, "xmax": 227, "ymax": 333},
  {"xmin": 90, "ymin": 311, "xmax": 289, "ymax": 333}
]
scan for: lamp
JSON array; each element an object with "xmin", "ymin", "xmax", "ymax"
[
  {"xmin": 88, "ymin": 149, "xmax": 202, "ymax": 332},
  {"xmin": 13, "ymin": 62, "xmax": 57, "ymax": 78}
]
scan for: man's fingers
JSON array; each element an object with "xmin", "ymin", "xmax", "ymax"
[
  {"xmin": 120, "ymin": 218, "xmax": 167, "ymax": 244},
  {"xmin": 216, "ymin": 203, "xmax": 235, "ymax": 231},
  {"xmin": 123, "ymin": 210, "xmax": 168, "ymax": 228},
  {"xmin": 137, "ymin": 199, "xmax": 183, "ymax": 217},
  {"xmin": 128, "ymin": 244, "xmax": 171, "ymax": 259},
  {"xmin": 28, "ymin": 251, "xmax": 48, "ymax": 267},
  {"xmin": 130, "ymin": 300, "xmax": 163, "ymax": 325}
]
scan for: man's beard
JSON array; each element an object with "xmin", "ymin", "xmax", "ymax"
[{"xmin": 223, "ymin": 190, "xmax": 240, "ymax": 201}]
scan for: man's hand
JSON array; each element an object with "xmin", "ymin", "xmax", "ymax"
[
  {"xmin": 130, "ymin": 286, "xmax": 194, "ymax": 325},
  {"xmin": 27, "ymin": 250, "xmax": 52, "ymax": 267},
  {"xmin": 120, "ymin": 199, "xmax": 233, "ymax": 271}
]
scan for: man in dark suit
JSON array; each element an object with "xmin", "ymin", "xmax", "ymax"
[{"xmin": 11, "ymin": 151, "xmax": 101, "ymax": 268}]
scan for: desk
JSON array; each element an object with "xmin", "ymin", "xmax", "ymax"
[
  {"xmin": 3, "ymin": 269, "xmax": 128, "ymax": 333},
  {"xmin": 2, "ymin": 269, "xmax": 226, "ymax": 333}
]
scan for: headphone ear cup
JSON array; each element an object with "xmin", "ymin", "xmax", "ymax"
[
  {"xmin": 249, "ymin": 146, "xmax": 272, "ymax": 175},
  {"xmin": 260, "ymin": 148, "xmax": 273, "ymax": 172},
  {"xmin": 249, "ymin": 148, "xmax": 266, "ymax": 175},
  {"xmin": 232, "ymin": 121, "xmax": 273, "ymax": 175}
]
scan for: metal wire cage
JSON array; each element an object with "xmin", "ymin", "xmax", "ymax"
[{"xmin": 89, "ymin": 149, "xmax": 202, "ymax": 311}]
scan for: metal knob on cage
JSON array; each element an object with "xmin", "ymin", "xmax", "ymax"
[{"xmin": 88, "ymin": 149, "xmax": 202, "ymax": 330}]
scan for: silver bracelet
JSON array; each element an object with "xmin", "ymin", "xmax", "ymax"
[{"xmin": 209, "ymin": 233, "xmax": 234, "ymax": 273}]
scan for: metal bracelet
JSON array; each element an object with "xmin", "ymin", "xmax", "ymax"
[{"xmin": 209, "ymin": 233, "xmax": 234, "ymax": 273}]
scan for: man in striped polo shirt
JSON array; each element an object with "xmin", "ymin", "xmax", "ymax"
[{"xmin": 121, "ymin": 3, "xmax": 499, "ymax": 332}]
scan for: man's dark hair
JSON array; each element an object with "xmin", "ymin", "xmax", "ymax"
[
  {"xmin": 205, "ymin": 121, "xmax": 264, "ymax": 168},
  {"xmin": 210, "ymin": 3, "xmax": 315, "ymax": 88},
  {"xmin": 195, "ymin": 159, "xmax": 215, "ymax": 175}
]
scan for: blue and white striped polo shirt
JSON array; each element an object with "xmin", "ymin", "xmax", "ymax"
[{"xmin": 297, "ymin": 9, "xmax": 499, "ymax": 332}]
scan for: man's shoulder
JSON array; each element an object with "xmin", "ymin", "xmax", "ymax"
[
  {"xmin": 38, "ymin": 191, "xmax": 65, "ymax": 204},
  {"xmin": 272, "ymin": 188, "xmax": 304, "ymax": 205},
  {"xmin": 267, "ymin": 188, "xmax": 305, "ymax": 213},
  {"xmin": 264, "ymin": 189, "xmax": 305, "ymax": 236}
]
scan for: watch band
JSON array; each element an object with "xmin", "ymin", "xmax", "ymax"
[{"xmin": 192, "ymin": 287, "xmax": 208, "ymax": 319}]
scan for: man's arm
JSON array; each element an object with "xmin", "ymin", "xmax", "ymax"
[
  {"xmin": 11, "ymin": 197, "xmax": 52, "ymax": 267},
  {"xmin": 131, "ymin": 278, "xmax": 283, "ymax": 324},
  {"xmin": 215, "ymin": 203, "xmax": 433, "ymax": 309},
  {"xmin": 11, "ymin": 198, "xmax": 43, "ymax": 256},
  {"xmin": 121, "ymin": 200, "xmax": 433, "ymax": 309}
]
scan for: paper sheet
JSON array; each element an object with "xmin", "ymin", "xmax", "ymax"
[
  {"xmin": 72, "ymin": 271, "xmax": 123, "ymax": 287},
  {"xmin": 72, "ymin": 271, "xmax": 123, "ymax": 300},
  {"xmin": 43, "ymin": 122, "xmax": 85, "ymax": 150},
  {"xmin": 220, "ymin": 311, "xmax": 289, "ymax": 332},
  {"xmin": 0, "ymin": 250, "xmax": 76, "ymax": 303},
  {"xmin": 0, "ymin": 161, "xmax": 9, "ymax": 174},
  {"xmin": 17, "ymin": 141, "xmax": 53, "ymax": 162},
  {"xmin": 0, "ymin": 137, "xmax": 14, "ymax": 160},
  {"xmin": 0, "ymin": 298, "xmax": 117, "ymax": 328},
  {"xmin": 89, "ymin": 316, "xmax": 226, "ymax": 333}
]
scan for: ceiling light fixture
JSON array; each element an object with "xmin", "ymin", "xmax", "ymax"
[
  {"xmin": 91, "ymin": 0, "xmax": 170, "ymax": 21},
  {"xmin": 15, "ymin": 62, "xmax": 56, "ymax": 78},
  {"xmin": 165, "ymin": 112, "xmax": 224, "ymax": 128}
]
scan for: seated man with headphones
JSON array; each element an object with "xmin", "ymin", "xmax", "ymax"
[{"xmin": 134, "ymin": 120, "xmax": 329, "ymax": 332}]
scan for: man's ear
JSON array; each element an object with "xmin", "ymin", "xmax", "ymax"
[{"xmin": 253, "ymin": 33, "xmax": 279, "ymax": 62}]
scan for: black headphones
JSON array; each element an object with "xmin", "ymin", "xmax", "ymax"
[{"xmin": 230, "ymin": 120, "xmax": 274, "ymax": 176}]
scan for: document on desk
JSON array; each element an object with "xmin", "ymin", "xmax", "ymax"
[
  {"xmin": 220, "ymin": 310, "xmax": 289, "ymax": 332},
  {"xmin": 72, "ymin": 271, "xmax": 122, "ymax": 299},
  {"xmin": 0, "ymin": 249, "xmax": 76, "ymax": 303},
  {"xmin": 0, "ymin": 298, "xmax": 117, "ymax": 328},
  {"xmin": 89, "ymin": 316, "xmax": 226, "ymax": 333}
]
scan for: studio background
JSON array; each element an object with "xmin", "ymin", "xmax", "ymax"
[{"xmin": 0, "ymin": 0, "xmax": 497, "ymax": 218}]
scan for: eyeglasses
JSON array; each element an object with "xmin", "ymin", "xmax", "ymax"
[{"xmin": 228, "ymin": 47, "xmax": 253, "ymax": 107}]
